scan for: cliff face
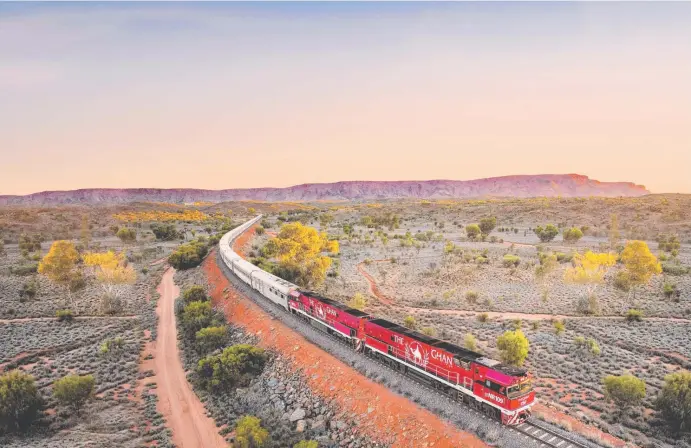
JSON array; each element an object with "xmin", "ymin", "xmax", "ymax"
[{"xmin": 0, "ymin": 174, "xmax": 649, "ymax": 205}]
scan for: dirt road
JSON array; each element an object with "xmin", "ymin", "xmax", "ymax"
[{"xmin": 154, "ymin": 267, "xmax": 227, "ymax": 448}]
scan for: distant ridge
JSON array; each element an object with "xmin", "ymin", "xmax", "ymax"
[{"xmin": 0, "ymin": 174, "xmax": 649, "ymax": 206}]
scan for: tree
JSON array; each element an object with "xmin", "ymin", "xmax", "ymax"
[
  {"xmin": 563, "ymin": 227, "xmax": 583, "ymax": 244},
  {"xmin": 496, "ymin": 329, "xmax": 529, "ymax": 366},
  {"xmin": 0, "ymin": 370, "xmax": 43, "ymax": 433},
  {"xmin": 346, "ymin": 293, "xmax": 367, "ymax": 311},
  {"xmin": 564, "ymin": 251, "xmax": 617, "ymax": 300},
  {"xmin": 403, "ymin": 315, "xmax": 416, "ymax": 329},
  {"xmin": 465, "ymin": 224, "xmax": 481, "ymax": 240},
  {"xmin": 195, "ymin": 326, "xmax": 228, "ymax": 353},
  {"xmin": 656, "ymin": 370, "xmax": 691, "ymax": 432},
  {"xmin": 534, "ymin": 225, "xmax": 559, "ymax": 242},
  {"xmin": 621, "ymin": 241, "xmax": 662, "ymax": 299},
  {"xmin": 196, "ymin": 344, "xmax": 267, "ymax": 391},
  {"xmin": 39, "ymin": 240, "xmax": 80, "ymax": 306},
  {"xmin": 151, "ymin": 223, "xmax": 180, "ymax": 241},
  {"xmin": 234, "ymin": 415, "xmax": 269, "ymax": 448},
  {"xmin": 263, "ymin": 222, "xmax": 338, "ymax": 288},
  {"xmin": 479, "ymin": 217, "xmax": 497, "ymax": 236},
  {"xmin": 294, "ymin": 441, "xmax": 319, "ymax": 448},
  {"xmin": 168, "ymin": 240, "xmax": 209, "ymax": 270},
  {"xmin": 53, "ymin": 374, "xmax": 95, "ymax": 414},
  {"xmin": 602, "ymin": 374, "xmax": 646, "ymax": 409},
  {"xmin": 82, "ymin": 251, "xmax": 136, "ymax": 314},
  {"xmin": 116, "ymin": 227, "xmax": 137, "ymax": 243},
  {"xmin": 182, "ymin": 285, "xmax": 208, "ymax": 303}
]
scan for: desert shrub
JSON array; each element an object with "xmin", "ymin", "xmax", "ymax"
[
  {"xmin": 534, "ymin": 224, "xmax": 559, "ymax": 242},
  {"xmin": 116, "ymin": 227, "xmax": 137, "ymax": 243},
  {"xmin": 347, "ymin": 293, "xmax": 367, "ymax": 310},
  {"xmin": 255, "ymin": 226, "xmax": 265, "ymax": 236},
  {"xmin": 18, "ymin": 233, "xmax": 42, "ymax": 252},
  {"xmin": 477, "ymin": 313, "xmax": 489, "ymax": 323},
  {"xmin": 465, "ymin": 224, "xmax": 481, "ymax": 240},
  {"xmin": 168, "ymin": 240, "xmax": 209, "ymax": 270},
  {"xmin": 475, "ymin": 255, "xmax": 489, "ymax": 265},
  {"xmin": 421, "ymin": 327, "xmax": 436, "ymax": 336},
  {"xmin": 0, "ymin": 370, "xmax": 43, "ymax": 433},
  {"xmin": 614, "ymin": 271, "xmax": 632, "ymax": 291},
  {"xmin": 663, "ymin": 282, "xmax": 680, "ymax": 300},
  {"xmin": 196, "ymin": 344, "xmax": 267, "ymax": 391},
  {"xmin": 655, "ymin": 371, "xmax": 691, "ymax": 432},
  {"xmin": 294, "ymin": 441, "xmax": 318, "ymax": 448},
  {"xmin": 531, "ymin": 321, "xmax": 540, "ymax": 330},
  {"xmin": 574, "ymin": 336, "xmax": 600, "ymax": 356},
  {"xmin": 150, "ymin": 223, "xmax": 181, "ymax": 241},
  {"xmin": 19, "ymin": 277, "xmax": 39, "ymax": 300},
  {"xmin": 234, "ymin": 415, "xmax": 269, "ymax": 448},
  {"xmin": 182, "ymin": 285, "xmax": 208, "ymax": 304},
  {"xmin": 511, "ymin": 319, "xmax": 522, "ymax": 330},
  {"xmin": 496, "ymin": 330, "xmax": 529, "ymax": 366},
  {"xmin": 9, "ymin": 263, "xmax": 38, "ymax": 276},
  {"xmin": 657, "ymin": 234, "xmax": 681, "ymax": 253},
  {"xmin": 53, "ymin": 374, "xmax": 95, "ymax": 414},
  {"xmin": 181, "ymin": 301, "xmax": 216, "ymax": 336},
  {"xmin": 403, "ymin": 315, "xmax": 416, "ymax": 329},
  {"xmin": 195, "ymin": 326, "xmax": 228, "ymax": 354},
  {"xmin": 553, "ymin": 320, "xmax": 565, "ymax": 335},
  {"xmin": 563, "ymin": 227, "xmax": 584, "ymax": 243},
  {"xmin": 464, "ymin": 333, "xmax": 478, "ymax": 351},
  {"xmin": 555, "ymin": 252, "xmax": 574, "ymax": 263},
  {"xmin": 602, "ymin": 374, "xmax": 646, "ymax": 409},
  {"xmin": 0, "ymin": 240, "xmax": 4, "ymax": 257},
  {"xmin": 465, "ymin": 291, "xmax": 478, "ymax": 304},
  {"xmin": 56, "ymin": 309, "xmax": 74, "ymax": 322},
  {"xmin": 662, "ymin": 263, "xmax": 690, "ymax": 276},
  {"xmin": 625, "ymin": 309, "xmax": 643, "ymax": 322},
  {"xmin": 100, "ymin": 337, "xmax": 125, "ymax": 356},
  {"xmin": 502, "ymin": 254, "xmax": 520, "ymax": 267},
  {"xmin": 576, "ymin": 294, "xmax": 601, "ymax": 316}
]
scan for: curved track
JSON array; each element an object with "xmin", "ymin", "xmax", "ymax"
[{"xmin": 218, "ymin": 217, "xmax": 606, "ymax": 448}]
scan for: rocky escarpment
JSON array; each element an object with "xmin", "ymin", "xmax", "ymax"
[{"xmin": 0, "ymin": 174, "xmax": 649, "ymax": 205}]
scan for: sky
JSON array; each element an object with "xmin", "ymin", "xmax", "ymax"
[{"xmin": 1, "ymin": 2, "xmax": 690, "ymax": 195}]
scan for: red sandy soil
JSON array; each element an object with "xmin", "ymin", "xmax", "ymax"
[
  {"xmin": 357, "ymin": 261, "xmax": 395, "ymax": 306},
  {"xmin": 232, "ymin": 223, "xmax": 257, "ymax": 258},
  {"xmin": 153, "ymin": 267, "xmax": 226, "ymax": 448},
  {"xmin": 204, "ymin": 254, "xmax": 488, "ymax": 448}
]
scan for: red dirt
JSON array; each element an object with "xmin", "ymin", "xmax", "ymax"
[
  {"xmin": 153, "ymin": 267, "xmax": 227, "ymax": 448},
  {"xmin": 204, "ymin": 253, "xmax": 488, "ymax": 448},
  {"xmin": 232, "ymin": 223, "xmax": 257, "ymax": 258},
  {"xmin": 357, "ymin": 261, "xmax": 395, "ymax": 306}
]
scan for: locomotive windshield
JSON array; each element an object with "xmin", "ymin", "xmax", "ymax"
[{"xmin": 506, "ymin": 380, "xmax": 532, "ymax": 399}]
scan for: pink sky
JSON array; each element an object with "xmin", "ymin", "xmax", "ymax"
[{"xmin": 1, "ymin": 3, "xmax": 689, "ymax": 195}]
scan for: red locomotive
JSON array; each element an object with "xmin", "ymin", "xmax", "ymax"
[{"xmin": 288, "ymin": 291, "xmax": 534, "ymax": 425}]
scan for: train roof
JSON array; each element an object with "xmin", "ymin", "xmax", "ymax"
[{"xmin": 301, "ymin": 291, "xmax": 371, "ymax": 318}]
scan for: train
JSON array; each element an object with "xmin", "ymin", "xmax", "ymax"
[{"xmin": 219, "ymin": 216, "xmax": 535, "ymax": 425}]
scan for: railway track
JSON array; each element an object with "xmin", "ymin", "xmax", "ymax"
[{"xmin": 217, "ymin": 250, "xmax": 602, "ymax": 448}]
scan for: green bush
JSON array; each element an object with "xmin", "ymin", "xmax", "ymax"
[
  {"xmin": 662, "ymin": 263, "xmax": 690, "ymax": 276},
  {"xmin": 479, "ymin": 217, "xmax": 497, "ymax": 236},
  {"xmin": 502, "ymin": 254, "xmax": 520, "ymax": 267},
  {"xmin": 116, "ymin": 227, "xmax": 137, "ymax": 243},
  {"xmin": 496, "ymin": 330, "xmax": 529, "ymax": 366},
  {"xmin": 181, "ymin": 301, "xmax": 216, "ymax": 336},
  {"xmin": 56, "ymin": 309, "xmax": 74, "ymax": 322},
  {"xmin": 150, "ymin": 223, "xmax": 181, "ymax": 241},
  {"xmin": 19, "ymin": 278, "xmax": 39, "ymax": 300},
  {"xmin": 195, "ymin": 326, "xmax": 228, "ymax": 354},
  {"xmin": 534, "ymin": 224, "xmax": 559, "ymax": 243},
  {"xmin": 100, "ymin": 337, "xmax": 125, "ymax": 356},
  {"xmin": 0, "ymin": 370, "xmax": 43, "ymax": 433},
  {"xmin": 168, "ymin": 240, "xmax": 209, "ymax": 270},
  {"xmin": 234, "ymin": 415, "xmax": 269, "ymax": 448},
  {"xmin": 53, "ymin": 374, "xmax": 95, "ymax": 413},
  {"xmin": 465, "ymin": 224, "xmax": 481, "ymax": 240},
  {"xmin": 625, "ymin": 309, "xmax": 643, "ymax": 322},
  {"xmin": 477, "ymin": 312, "xmax": 489, "ymax": 323},
  {"xmin": 614, "ymin": 271, "xmax": 632, "ymax": 291},
  {"xmin": 9, "ymin": 263, "xmax": 38, "ymax": 276},
  {"xmin": 603, "ymin": 374, "xmax": 646, "ymax": 409},
  {"xmin": 656, "ymin": 371, "xmax": 691, "ymax": 432},
  {"xmin": 464, "ymin": 333, "xmax": 478, "ymax": 351},
  {"xmin": 563, "ymin": 227, "xmax": 583, "ymax": 243},
  {"xmin": 182, "ymin": 285, "xmax": 208, "ymax": 303},
  {"xmin": 403, "ymin": 315, "xmax": 416, "ymax": 329},
  {"xmin": 294, "ymin": 441, "xmax": 318, "ymax": 448},
  {"xmin": 465, "ymin": 290, "xmax": 478, "ymax": 304},
  {"xmin": 553, "ymin": 320, "xmax": 565, "ymax": 335},
  {"xmin": 197, "ymin": 344, "xmax": 267, "ymax": 391}
]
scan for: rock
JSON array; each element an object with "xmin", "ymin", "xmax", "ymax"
[
  {"xmin": 290, "ymin": 408, "xmax": 306, "ymax": 422},
  {"xmin": 296, "ymin": 419, "xmax": 307, "ymax": 432},
  {"xmin": 267, "ymin": 378, "xmax": 278, "ymax": 388}
]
